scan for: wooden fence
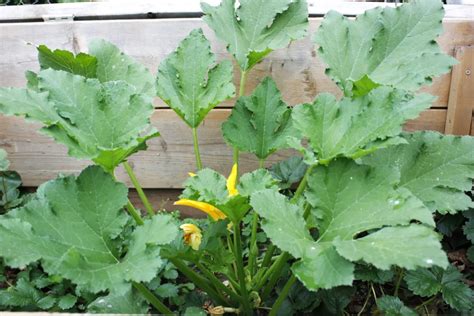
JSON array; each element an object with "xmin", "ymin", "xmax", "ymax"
[{"xmin": 0, "ymin": 1, "xmax": 473, "ymax": 213}]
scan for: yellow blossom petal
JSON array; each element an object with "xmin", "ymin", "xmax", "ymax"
[
  {"xmin": 180, "ymin": 223, "xmax": 202, "ymax": 250},
  {"xmin": 226, "ymin": 163, "xmax": 239, "ymax": 196},
  {"xmin": 174, "ymin": 199, "xmax": 227, "ymax": 221},
  {"xmin": 188, "ymin": 172, "xmax": 197, "ymax": 177}
]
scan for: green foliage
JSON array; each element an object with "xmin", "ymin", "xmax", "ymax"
[
  {"xmin": 363, "ymin": 131, "xmax": 474, "ymax": 214},
  {"xmin": 0, "ymin": 166, "xmax": 178, "ymax": 294},
  {"xmin": 0, "ymin": 41, "xmax": 159, "ymax": 172},
  {"xmin": 202, "ymin": 0, "xmax": 308, "ymax": 71},
  {"xmin": 88, "ymin": 288, "xmax": 149, "ymax": 314},
  {"xmin": 0, "ymin": 150, "xmax": 23, "ymax": 212},
  {"xmin": 156, "ymin": 28, "xmax": 235, "ymax": 128},
  {"xmin": 37, "ymin": 45, "xmax": 97, "ymax": 79},
  {"xmin": 292, "ymin": 87, "xmax": 433, "ymax": 163},
  {"xmin": 222, "ymin": 77, "xmax": 296, "ymax": 159},
  {"xmin": 405, "ymin": 265, "xmax": 474, "ymax": 311},
  {"xmin": 251, "ymin": 159, "xmax": 447, "ymax": 290},
  {"xmin": 314, "ymin": 0, "xmax": 457, "ymax": 95},
  {"xmin": 376, "ymin": 296, "xmax": 416, "ymax": 316},
  {"xmin": 269, "ymin": 156, "xmax": 307, "ymax": 190}
]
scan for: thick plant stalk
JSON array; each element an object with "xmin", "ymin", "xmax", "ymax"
[
  {"xmin": 123, "ymin": 161, "xmax": 155, "ymax": 216},
  {"xmin": 233, "ymin": 223, "xmax": 253, "ymax": 315},
  {"xmin": 192, "ymin": 127, "xmax": 204, "ymax": 170},
  {"xmin": 133, "ymin": 282, "xmax": 174, "ymax": 315},
  {"xmin": 169, "ymin": 257, "xmax": 228, "ymax": 306},
  {"xmin": 268, "ymin": 275, "xmax": 296, "ymax": 316},
  {"xmin": 126, "ymin": 201, "xmax": 145, "ymax": 225}
]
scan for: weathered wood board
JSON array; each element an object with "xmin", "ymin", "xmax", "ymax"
[
  {"xmin": 0, "ymin": 108, "xmax": 447, "ymax": 188},
  {"xmin": 0, "ymin": 6, "xmax": 473, "ymax": 190},
  {"xmin": 0, "ymin": 19, "xmax": 473, "ymax": 108}
]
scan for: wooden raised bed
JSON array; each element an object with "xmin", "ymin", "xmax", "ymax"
[{"xmin": 0, "ymin": 1, "xmax": 473, "ymax": 213}]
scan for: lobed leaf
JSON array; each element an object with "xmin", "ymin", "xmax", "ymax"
[
  {"xmin": 202, "ymin": 0, "xmax": 308, "ymax": 70},
  {"xmin": 363, "ymin": 131, "xmax": 474, "ymax": 214},
  {"xmin": 156, "ymin": 28, "xmax": 235, "ymax": 128},
  {"xmin": 405, "ymin": 265, "xmax": 474, "ymax": 311},
  {"xmin": 0, "ymin": 166, "xmax": 178, "ymax": 294},
  {"xmin": 292, "ymin": 87, "xmax": 433, "ymax": 163},
  {"xmin": 314, "ymin": 0, "xmax": 457, "ymax": 95},
  {"xmin": 251, "ymin": 159, "xmax": 447, "ymax": 290},
  {"xmin": 222, "ymin": 77, "xmax": 296, "ymax": 159},
  {"xmin": 376, "ymin": 296, "xmax": 417, "ymax": 316},
  {"xmin": 0, "ymin": 68, "xmax": 159, "ymax": 172}
]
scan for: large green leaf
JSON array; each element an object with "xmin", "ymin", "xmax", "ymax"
[
  {"xmin": 156, "ymin": 28, "xmax": 235, "ymax": 128},
  {"xmin": 202, "ymin": 0, "xmax": 308, "ymax": 71},
  {"xmin": 0, "ymin": 68, "xmax": 159, "ymax": 172},
  {"xmin": 37, "ymin": 45, "xmax": 98, "ymax": 79},
  {"xmin": 251, "ymin": 159, "xmax": 447, "ymax": 290},
  {"xmin": 314, "ymin": 0, "xmax": 457, "ymax": 95},
  {"xmin": 0, "ymin": 166, "xmax": 178, "ymax": 294},
  {"xmin": 222, "ymin": 77, "xmax": 296, "ymax": 159},
  {"xmin": 89, "ymin": 39, "xmax": 156, "ymax": 97},
  {"xmin": 36, "ymin": 40, "xmax": 155, "ymax": 97},
  {"xmin": 405, "ymin": 265, "xmax": 474, "ymax": 311},
  {"xmin": 292, "ymin": 87, "xmax": 433, "ymax": 163},
  {"xmin": 363, "ymin": 131, "xmax": 474, "ymax": 214}
]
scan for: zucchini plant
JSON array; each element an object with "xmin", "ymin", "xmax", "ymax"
[{"xmin": 0, "ymin": 0, "xmax": 473, "ymax": 314}]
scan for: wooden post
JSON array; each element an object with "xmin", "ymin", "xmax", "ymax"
[{"xmin": 445, "ymin": 45, "xmax": 474, "ymax": 135}]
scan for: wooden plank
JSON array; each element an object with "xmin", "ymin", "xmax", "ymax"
[
  {"xmin": 1, "ymin": 1, "xmax": 472, "ymax": 21},
  {"xmin": 0, "ymin": 108, "xmax": 447, "ymax": 188},
  {"xmin": 1, "ymin": 20, "xmax": 472, "ymax": 109},
  {"xmin": 0, "ymin": 1, "xmax": 470, "ymax": 21},
  {"xmin": 445, "ymin": 46, "xmax": 474, "ymax": 135}
]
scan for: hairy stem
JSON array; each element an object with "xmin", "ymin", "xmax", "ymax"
[
  {"xmin": 269, "ymin": 274, "xmax": 296, "ymax": 316},
  {"xmin": 192, "ymin": 127, "xmax": 203, "ymax": 170},
  {"xmin": 234, "ymin": 222, "xmax": 253, "ymax": 315},
  {"xmin": 133, "ymin": 282, "xmax": 173, "ymax": 315},
  {"xmin": 123, "ymin": 161, "xmax": 154, "ymax": 216}
]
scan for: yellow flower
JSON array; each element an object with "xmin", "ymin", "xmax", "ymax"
[
  {"xmin": 180, "ymin": 223, "xmax": 202, "ymax": 250},
  {"xmin": 188, "ymin": 172, "xmax": 197, "ymax": 177},
  {"xmin": 174, "ymin": 199, "xmax": 227, "ymax": 221},
  {"xmin": 226, "ymin": 163, "xmax": 239, "ymax": 196}
]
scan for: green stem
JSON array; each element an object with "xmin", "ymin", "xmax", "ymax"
[
  {"xmin": 415, "ymin": 295, "xmax": 438, "ymax": 311},
  {"xmin": 261, "ymin": 252, "xmax": 290, "ymax": 301},
  {"xmin": 169, "ymin": 258, "xmax": 228, "ymax": 306},
  {"xmin": 248, "ymin": 212, "xmax": 259, "ymax": 277},
  {"xmin": 233, "ymin": 70, "xmax": 248, "ymax": 170},
  {"xmin": 234, "ymin": 222, "xmax": 253, "ymax": 315},
  {"xmin": 195, "ymin": 261, "xmax": 243, "ymax": 305},
  {"xmin": 126, "ymin": 201, "xmax": 144, "ymax": 225},
  {"xmin": 133, "ymin": 282, "xmax": 173, "ymax": 315},
  {"xmin": 123, "ymin": 161, "xmax": 154, "ymax": 216},
  {"xmin": 192, "ymin": 127, "xmax": 203, "ymax": 170},
  {"xmin": 269, "ymin": 274, "xmax": 296, "ymax": 316},
  {"xmin": 394, "ymin": 268, "xmax": 404, "ymax": 297}
]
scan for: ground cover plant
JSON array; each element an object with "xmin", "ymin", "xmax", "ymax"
[{"xmin": 0, "ymin": 0, "xmax": 473, "ymax": 314}]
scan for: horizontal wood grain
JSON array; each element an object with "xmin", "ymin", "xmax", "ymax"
[
  {"xmin": 0, "ymin": 19, "xmax": 472, "ymax": 108},
  {"xmin": 0, "ymin": 108, "xmax": 447, "ymax": 188},
  {"xmin": 0, "ymin": 1, "xmax": 472, "ymax": 22}
]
